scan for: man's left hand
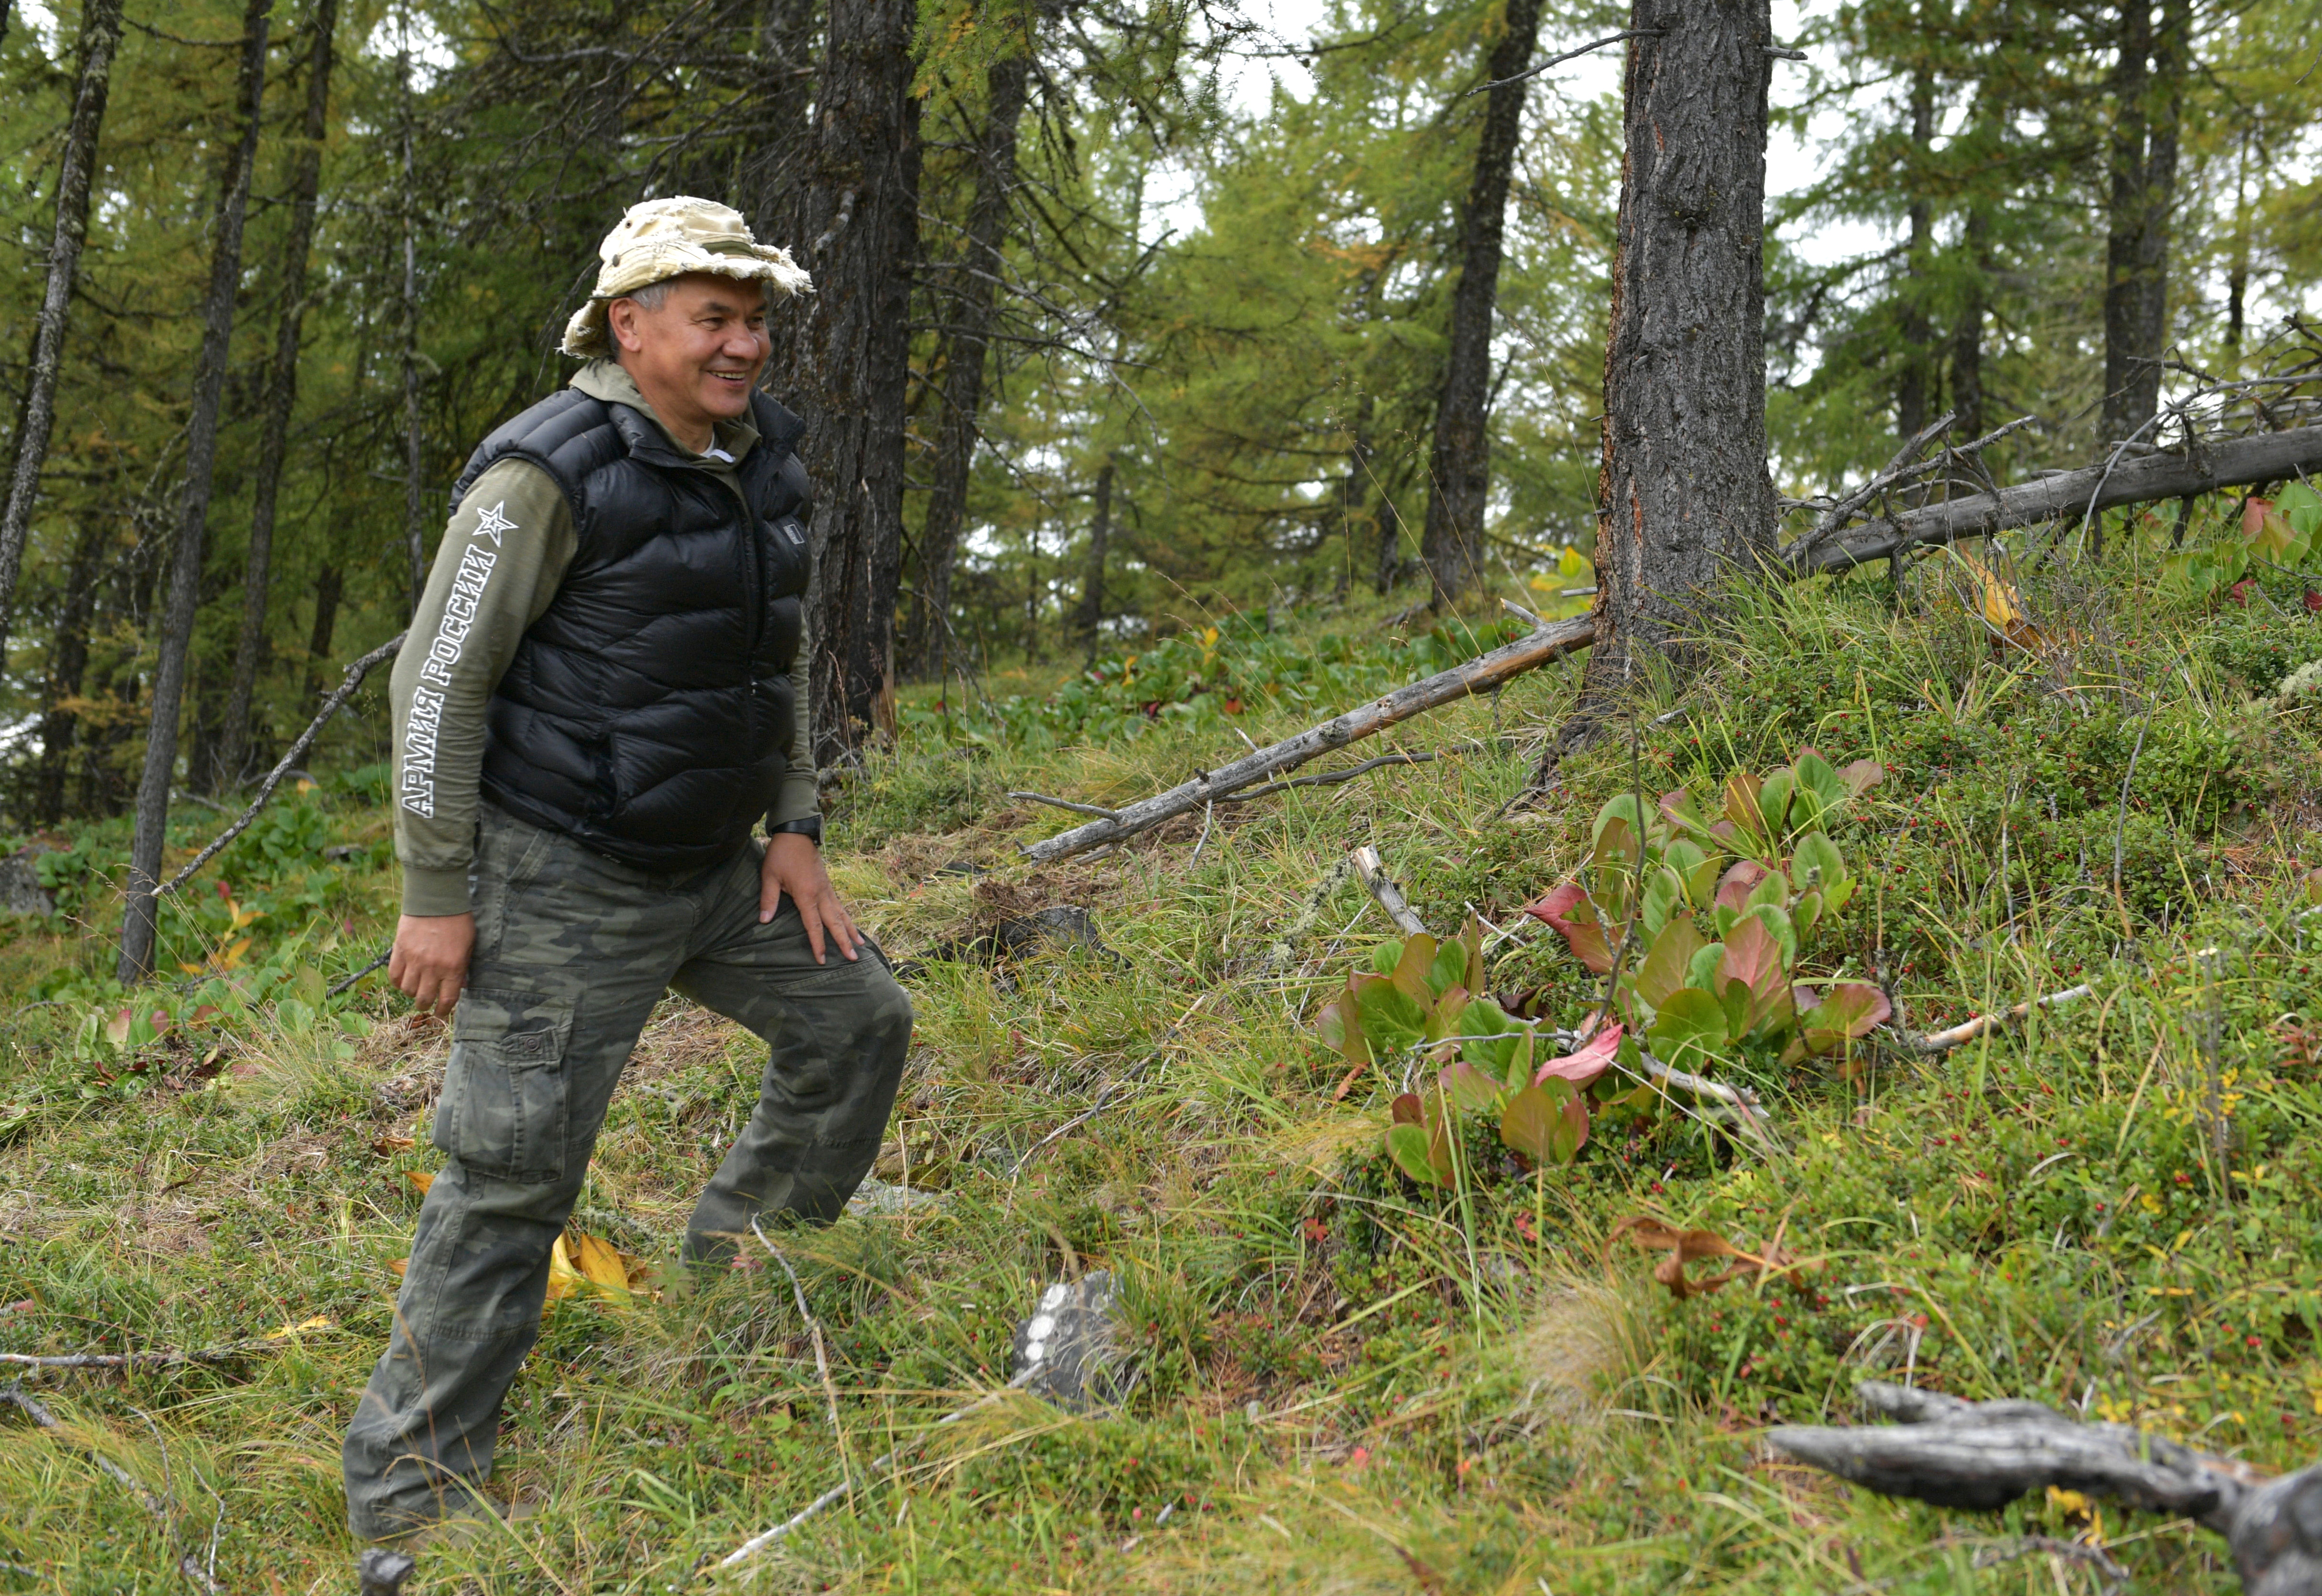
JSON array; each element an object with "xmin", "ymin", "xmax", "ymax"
[{"xmin": 760, "ymin": 831, "xmax": 860, "ymax": 964}]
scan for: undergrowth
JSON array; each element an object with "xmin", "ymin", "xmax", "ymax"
[{"xmin": 2, "ymin": 531, "xmax": 2320, "ymax": 1593}]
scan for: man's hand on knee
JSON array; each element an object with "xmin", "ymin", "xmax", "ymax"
[
  {"xmin": 391, "ymin": 913, "xmax": 476, "ymax": 1017},
  {"xmin": 760, "ymin": 832, "xmax": 859, "ymax": 965}
]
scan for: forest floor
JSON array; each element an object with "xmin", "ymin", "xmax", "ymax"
[{"xmin": 6, "ymin": 535, "xmax": 2322, "ymax": 1594}]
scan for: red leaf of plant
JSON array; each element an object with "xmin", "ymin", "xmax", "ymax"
[
  {"xmin": 1522, "ymin": 882, "xmax": 1614, "ymax": 974},
  {"xmin": 1717, "ymin": 915, "xmax": 1786, "ymax": 1000},
  {"xmin": 1535, "ymin": 1023, "xmax": 1623, "ymax": 1087},
  {"xmin": 1714, "ymin": 859, "xmax": 1768, "ymax": 912}
]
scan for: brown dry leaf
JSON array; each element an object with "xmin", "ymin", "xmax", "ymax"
[
  {"xmin": 403, "ymin": 1170, "xmax": 434, "ymax": 1198},
  {"xmin": 264, "ymin": 1314, "xmax": 335, "ymax": 1340},
  {"xmin": 1610, "ymin": 1215, "xmax": 1824, "ymax": 1300},
  {"xmin": 387, "ymin": 1258, "xmax": 408, "ymax": 1279},
  {"xmin": 371, "ymin": 1135, "xmax": 415, "ymax": 1156}
]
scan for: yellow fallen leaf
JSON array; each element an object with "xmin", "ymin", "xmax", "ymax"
[
  {"xmin": 264, "ymin": 1315, "xmax": 336, "ymax": 1340},
  {"xmin": 544, "ymin": 1232, "xmax": 586, "ymax": 1305},
  {"xmin": 387, "ymin": 1258, "xmax": 408, "ymax": 1279},
  {"xmin": 405, "ymin": 1170, "xmax": 434, "ymax": 1198},
  {"xmin": 2047, "ymin": 1486, "xmax": 2092, "ymax": 1518},
  {"xmin": 572, "ymin": 1232, "xmax": 632, "ymax": 1294}
]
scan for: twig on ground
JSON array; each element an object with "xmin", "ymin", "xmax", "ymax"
[
  {"xmin": 1898, "ymin": 984, "xmax": 2093, "ymax": 1054},
  {"xmin": 160, "ymin": 633, "xmax": 405, "ymax": 898},
  {"xmin": 0, "ymin": 1319, "xmax": 331, "ymax": 1371},
  {"xmin": 750, "ymin": 1219, "xmax": 848, "ymax": 1489},
  {"xmin": 1217, "ymin": 750, "xmax": 1439, "ymax": 803},
  {"xmin": 327, "ymin": 946, "xmax": 393, "ymax": 998},
  {"xmin": 1, "ymin": 1382, "xmax": 223, "ymax": 1595},
  {"xmin": 1350, "ymin": 846, "xmax": 1430, "ymax": 939},
  {"xmin": 1188, "ymin": 800, "xmax": 1215, "ymax": 865},
  {"xmin": 1007, "ymin": 791, "xmax": 1119, "ymax": 820},
  {"xmin": 1010, "ymin": 1080, "xmax": 1134, "ymax": 1178}
]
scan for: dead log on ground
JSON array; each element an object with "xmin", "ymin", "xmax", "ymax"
[
  {"xmin": 1797, "ymin": 425, "xmax": 2322, "ymax": 574},
  {"xmin": 1769, "ymin": 1381, "xmax": 2321, "ymax": 1595},
  {"xmin": 1022, "ymin": 617, "xmax": 1594, "ymax": 862}
]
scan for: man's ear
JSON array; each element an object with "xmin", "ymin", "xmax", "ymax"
[{"xmin": 607, "ymin": 297, "xmax": 645, "ymax": 355}]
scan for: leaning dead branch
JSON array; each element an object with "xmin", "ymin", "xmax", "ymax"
[
  {"xmin": 1794, "ymin": 424, "xmax": 2322, "ymax": 574},
  {"xmin": 1770, "ymin": 1381, "xmax": 2316, "ymax": 1595},
  {"xmin": 160, "ymin": 632, "xmax": 405, "ymax": 897},
  {"xmin": 1023, "ymin": 617, "xmax": 1595, "ymax": 861},
  {"xmin": 1351, "ymin": 845, "xmax": 1430, "ymax": 938},
  {"xmin": 0, "ymin": 1316, "xmax": 333, "ymax": 1371},
  {"xmin": 2, "ymin": 1382, "xmax": 224, "ymax": 1595}
]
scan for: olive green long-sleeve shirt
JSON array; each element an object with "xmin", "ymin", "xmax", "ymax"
[{"xmin": 389, "ymin": 361, "xmax": 817, "ymax": 917}]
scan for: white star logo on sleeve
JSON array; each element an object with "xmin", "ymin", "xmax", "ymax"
[{"xmin": 471, "ymin": 500, "xmax": 516, "ymax": 545}]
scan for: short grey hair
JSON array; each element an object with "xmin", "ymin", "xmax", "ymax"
[{"xmin": 617, "ymin": 280, "xmax": 675, "ymax": 311}]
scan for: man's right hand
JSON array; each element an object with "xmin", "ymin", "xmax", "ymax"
[{"xmin": 391, "ymin": 912, "xmax": 475, "ymax": 1018}]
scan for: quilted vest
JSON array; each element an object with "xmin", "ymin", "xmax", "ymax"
[{"xmin": 448, "ymin": 386, "xmax": 813, "ymax": 872}]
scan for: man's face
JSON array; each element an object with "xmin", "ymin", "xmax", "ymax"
[{"xmin": 606, "ymin": 273, "xmax": 771, "ymax": 434}]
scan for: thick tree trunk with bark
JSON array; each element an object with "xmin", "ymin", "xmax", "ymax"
[
  {"xmin": 1896, "ymin": 66, "xmax": 1935, "ymax": 445},
  {"xmin": 120, "ymin": 0, "xmax": 272, "ymax": 983},
  {"xmin": 789, "ymin": 0, "xmax": 921, "ymax": 759},
  {"xmin": 1074, "ymin": 456, "xmax": 1113, "ymax": 660},
  {"xmin": 0, "ymin": 0, "xmax": 125, "ymax": 668},
  {"xmin": 2101, "ymin": 0, "xmax": 2185, "ymax": 443},
  {"xmin": 1419, "ymin": 0, "xmax": 1545, "ymax": 607},
  {"xmin": 398, "ymin": 51, "xmax": 426, "ymax": 615},
  {"xmin": 218, "ymin": 0, "xmax": 338, "ymax": 790},
  {"xmin": 34, "ymin": 502, "xmax": 115, "ymax": 825},
  {"xmin": 1556, "ymin": 1, "xmax": 1777, "ymax": 757},
  {"xmin": 909, "ymin": 48, "xmax": 1029, "ymax": 679}
]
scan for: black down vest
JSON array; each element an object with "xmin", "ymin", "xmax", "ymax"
[{"xmin": 449, "ymin": 386, "xmax": 813, "ymax": 872}]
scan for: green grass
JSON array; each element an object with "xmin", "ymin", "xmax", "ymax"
[{"xmin": 4, "ymin": 546, "xmax": 2322, "ymax": 1592}]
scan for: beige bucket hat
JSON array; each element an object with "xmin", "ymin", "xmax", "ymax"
[{"xmin": 560, "ymin": 196, "xmax": 813, "ymax": 359}]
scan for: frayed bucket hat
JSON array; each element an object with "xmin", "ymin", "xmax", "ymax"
[{"xmin": 560, "ymin": 196, "xmax": 812, "ymax": 359}]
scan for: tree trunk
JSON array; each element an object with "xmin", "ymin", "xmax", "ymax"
[
  {"xmin": 1950, "ymin": 206, "xmax": 1990, "ymax": 441},
  {"xmin": 909, "ymin": 47, "xmax": 1029, "ymax": 679},
  {"xmin": 1895, "ymin": 65, "xmax": 1935, "ymax": 445},
  {"xmin": 0, "ymin": 0, "xmax": 125, "ymax": 670},
  {"xmin": 399, "ymin": 50, "xmax": 427, "ymax": 615},
  {"xmin": 1419, "ymin": 0, "xmax": 1546, "ymax": 608},
  {"xmin": 788, "ymin": 0, "xmax": 921, "ymax": 761},
  {"xmin": 2099, "ymin": 0, "xmax": 2183, "ymax": 444},
  {"xmin": 218, "ymin": 0, "xmax": 338, "ymax": 791},
  {"xmin": 303, "ymin": 561, "xmax": 342, "ymax": 702},
  {"xmin": 120, "ymin": 0, "xmax": 272, "ymax": 984},
  {"xmin": 1552, "ymin": 0, "xmax": 1778, "ymax": 760},
  {"xmin": 34, "ymin": 503, "xmax": 115, "ymax": 826},
  {"xmin": 1074, "ymin": 456, "xmax": 1114, "ymax": 660}
]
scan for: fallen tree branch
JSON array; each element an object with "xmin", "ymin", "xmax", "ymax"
[
  {"xmin": 0, "ymin": 1317, "xmax": 332, "ymax": 1371},
  {"xmin": 160, "ymin": 633, "xmax": 405, "ymax": 897},
  {"xmin": 1008, "ymin": 791, "xmax": 1119, "ymax": 819},
  {"xmin": 1351, "ymin": 846, "xmax": 1430, "ymax": 938},
  {"xmin": 1217, "ymin": 750, "xmax": 1440, "ymax": 803},
  {"xmin": 1897, "ymin": 983, "xmax": 2092, "ymax": 1054},
  {"xmin": 1769, "ymin": 1381, "xmax": 2312, "ymax": 1594},
  {"xmin": 2, "ymin": 1381, "xmax": 224, "ymax": 1594},
  {"xmin": 1023, "ymin": 617, "xmax": 1594, "ymax": 862},
  {"xmin": 1794, "ymin": 425, "xmax": 2322, "ymax": 574}
]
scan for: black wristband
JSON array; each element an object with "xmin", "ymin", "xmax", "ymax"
[{"xmin": 769, "ymin": 814, "xmax": 823, "ymax": 847}]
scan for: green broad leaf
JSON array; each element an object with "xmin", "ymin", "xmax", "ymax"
[
  {"xmin": 1756, "ymin": 770, "xmax": 1797, "ymax": 840},
  {"xmin": 1391, "ymin": 933, "xmax": 1439, "ymax": 1003},
  {"xmin": 1790, "ymin": 831, "xmax": 1844, "ymax": 893},
  {"xmin": 1659, "ymin": 788, "xmax": 1712, "ymax": 839},
  {"xmin": 1455, "ymin": 913, "xmax": 1487, "ymax": 997},
  {"xmin": 1428, "ymin": 937, "xmax": 1470, "ymax": 999},
  {"xmin": 1390, "ymin": 1093, "xmax": 1422, "ymax": 1125},
  {"xmin": 1634, "ymin": 916, "xmax": 1707, "ymax": 1009},
  {"xmin": 1590, "ymin": 816, "xmax": 1638, "ymax": 920},
  {"xmin": 1353, "ymin": 974, "xmax": 1426, "ymax": 1054},
  {"xmin": 1315, "ymin": 985, "xmax": 1356, "ymax": 1056},
  {"xmin": 2281, "ymin": 481, "xmax": 2322, "ymax": 541},
  {"xmin": 1639, "ymin": 866, "xmax": 1684, "ymax": 943},
  {"xmin": 1437, "ymin": 1059, "xmax": 1504, "ymax": 1115},
  {"xmin": 1385, "ymin": 1121, "xmax": 1447, "ymax": 1187},
  {"xmin": 1648, "ymin": 986, "xmax": 1728, "ymax": 1068},
  {"xmin": 1685, "ymin": 942, "xmax": 1726, "ymax": 992},
  {"xmin": 1500, "ymin": 1082, "xmax": 1589, "ymax": 1166},
  {"xmin": 1457, "ymin": 997, "xmax": 1527, "ymax": 1083},
  {"xmin": 1792, "ymin": 748, "xmax": 1845, "ymax": 815},
  {"xmin": 1594, "ymin": 794, "xmax": 1649, "ymax": 849},
  {"xmin": 1744, "ymin": 867, "xmax": 1791, "ymax": 914},
  {"xmin": 1368, "ymin": 940, "xmax": 1403, "ymax": 976},
  {"xmin": 1661, "ymin": 836, "xmax": 1707, "ymax": 879},
  {"xmin": 1793, "ymin": 889, "xmax": 1823, "ymax": 939},
  {"xmin": 1719, "ymin": 977, "xmax": 1752, "ymax": 1039},
  {"xmin": 1685, "ymin": 855, "xmax": 1724, "ymax": 909},
  {"xmin": 1424, "ymin": 985, "xmax": 1472, "ymax": 1045},
  {"xmin": 1825, "ymin": 878, "xmax": 1857, "ymax": 914},
  {"xmin": 1711, "ymin": 903, "xmax": 1740, "ymax": 939}
]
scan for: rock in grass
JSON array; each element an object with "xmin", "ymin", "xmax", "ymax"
[{"xmin": 1012, "ymin": 1271, "xmax": 1131, "ymax": 1410}]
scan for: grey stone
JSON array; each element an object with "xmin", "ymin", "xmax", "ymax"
[
  {"xmin": 845, "ymin": 1177, "xmax": 950, "ymax": 1216},
  {"xmin": 0, "ymin": 848, "xmax": 56, "ymax": 918}
]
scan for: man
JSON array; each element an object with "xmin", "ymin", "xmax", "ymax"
[{"xmin": 344, "ymin": 197, "xmax": 913, "ymax": 1544}]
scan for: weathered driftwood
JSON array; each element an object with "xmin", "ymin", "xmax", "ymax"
[
  {"xmin": 1770, "ymin": 1381, "xmax": 2322, "ymax": 1596},
  {"xmin": 1905, "ymin": 982, "xmax": 2092, "ymax": 1054},
  {"xmin": 1799, "ymin": 425, "xmax": 2322, "ymax": 574},
  {"xmin": 1021, "ymin": 616, "xmax": 1596, "ymax": 861}
]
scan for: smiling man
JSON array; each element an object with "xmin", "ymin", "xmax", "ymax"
[{"xmin": 345, "ymin": 197, "xmax": 913, "ymax": 1545}]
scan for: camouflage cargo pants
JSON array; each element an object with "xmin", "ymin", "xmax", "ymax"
[{"xmin": 342, "ymin": 806, "xmax": 912, "ymax": 1540}]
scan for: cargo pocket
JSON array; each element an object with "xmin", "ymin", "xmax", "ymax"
[{"xmin": 432, "ymin": 987, "xmax": 575, "ymax": 1182}]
